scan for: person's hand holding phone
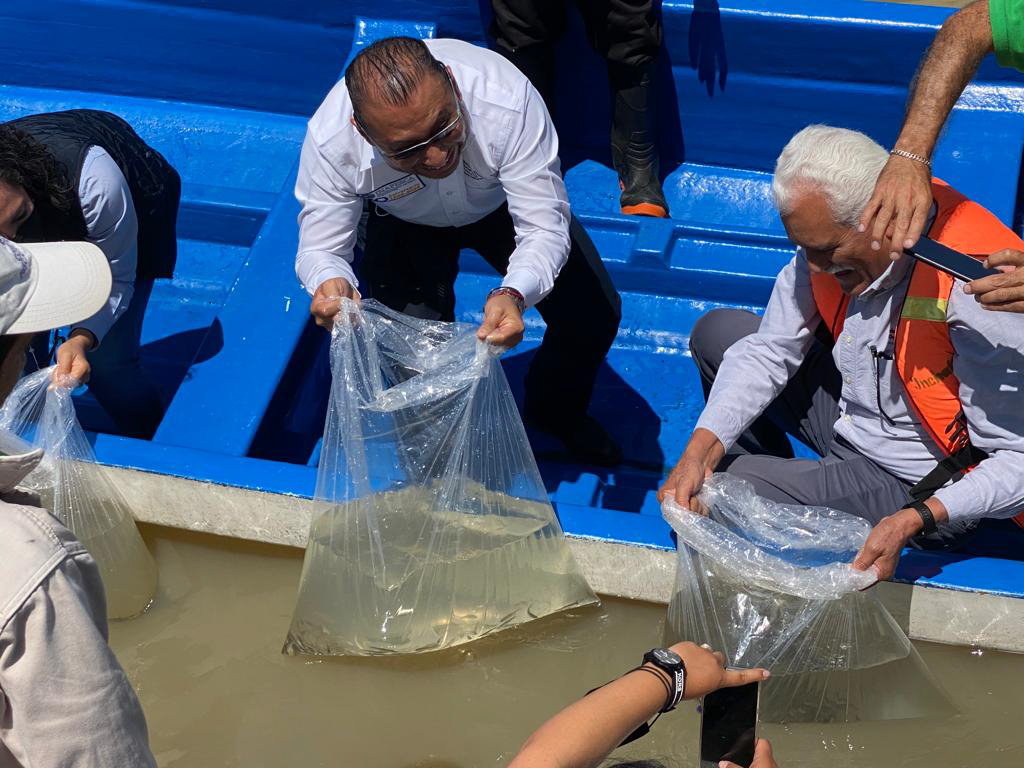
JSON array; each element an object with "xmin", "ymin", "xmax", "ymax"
[
  {"xmin": 668, "ymin": 641, "xmax": 769, "ymax": 699},
  {"xmin": 964, "ymin": 248, "xmax": 1024, "ymax": 313},
  {"xmin": 720, "ymin": 739, "xmax": 778, "ymax": 768}
]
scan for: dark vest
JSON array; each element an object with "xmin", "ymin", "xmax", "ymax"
[{"xmin": 7, "ymin": 109, "xmax": 181, "ymax": 279}]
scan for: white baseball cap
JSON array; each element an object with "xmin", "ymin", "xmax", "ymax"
[{"xmin": 0, "ymin": 237, "xmax": 111, "ymax": 335}]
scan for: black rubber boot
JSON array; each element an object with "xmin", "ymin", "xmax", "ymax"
[{"xmin": 610, "ymin": 63, "xmax": 669, "ymax": 218}]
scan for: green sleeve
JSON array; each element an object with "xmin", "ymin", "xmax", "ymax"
[{"xmin": 991, "ymin": 0, "xmax": 1024, "ymax": 72}]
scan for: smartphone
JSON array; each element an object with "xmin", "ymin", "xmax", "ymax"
[
  {"xmin": 699, "ymin": 681, "xmax": 760, "ymax": 768},
  {"xmin": 906, "ymin": 237, "xmax": 999, "ymax": 282}
]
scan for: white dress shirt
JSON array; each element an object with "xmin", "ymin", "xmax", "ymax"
[
  {"xmin": 72, "ymin": 146, "xmax": 139, "ymax": 344},
  {"xmin": 294, "ymin": 38, "xmax": 571, "ymax": 308},
  {"xmin": 695, "ymin": 249, "xmax": 1024, "ymax": 524}
]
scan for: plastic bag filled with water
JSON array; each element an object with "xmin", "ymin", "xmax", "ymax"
[
  {"xmin": 0, "ymin": 368, "xmax": 157, "ymax": 619},
  {"xmin": 284, "ymin": 300, "xmax": 597, "ymax": 656},
  {"xmin": 663, "ymin": 474, "xmax": 954, "ymax": 723}
]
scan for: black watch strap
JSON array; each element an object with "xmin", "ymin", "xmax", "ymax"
[
  {"xmin": 642, "ymin": 649, "xmax": 686, "ymax": 712},
  {"xmin": 911, "ymin": 500, "xmax": 938, "ymax": 536}
]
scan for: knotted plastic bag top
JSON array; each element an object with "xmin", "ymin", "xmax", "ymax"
[{"xmin": 284, "ymin": 300, "xmax": 597, "ymax": 656}]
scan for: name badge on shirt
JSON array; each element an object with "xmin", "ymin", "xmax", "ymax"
[{"xmin": 366, "ymin": 175, "xmax": 425, "ymax": 204}]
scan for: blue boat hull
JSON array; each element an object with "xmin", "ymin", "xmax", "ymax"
[{"xmin": 5, "ymin": 0, "xmax": 1023, "ymax": 619}]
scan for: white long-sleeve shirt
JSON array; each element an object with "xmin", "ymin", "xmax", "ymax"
[
  {"xmin": 696, "ymin": 249, "xmax": 1024, "ymax": 524},
  {"xmin": 72, "ymin": 146, "xmax": 138, "ymax": 344},
  {"xmin": 294, "ymin": 38, "xmax": 571, "ymax": 308}
]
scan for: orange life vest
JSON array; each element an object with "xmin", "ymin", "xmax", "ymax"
[{"xmin": 810, "ymin": 180, "xmax": 1024, "ymax": 528}]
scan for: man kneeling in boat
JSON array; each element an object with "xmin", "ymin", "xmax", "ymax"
[
  {"xmin": 294, "ymin": 36, "xmax": 623, "ymax": 466},
  {"xmin": 659, "ymin": 125, "xmax": 1024, "ymax": 581}
]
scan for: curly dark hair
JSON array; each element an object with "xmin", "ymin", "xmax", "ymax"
[{"xmin": 0, "ymin": 124, "xmax": 76, "ymax": 213}]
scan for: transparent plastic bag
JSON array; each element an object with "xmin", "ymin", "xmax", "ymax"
[
  {"xmin": 284, "ymin": 299, "xmax": 597, "ymax": 656},
  {"xmin": 0, "ymin": 368, "xmax": 157, "ymax": 619},
  {"xmin": 663, "ymin": 474, "xmax": 954, "ymax": 722}
]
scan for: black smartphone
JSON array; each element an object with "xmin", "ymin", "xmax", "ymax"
[
  {"xmin": 906, "ymin": 237, "xmax": 999, "ymax": 282},
  {"xmin": 699, "ymin": 681, "xmax": 760, "ymax": 768}
]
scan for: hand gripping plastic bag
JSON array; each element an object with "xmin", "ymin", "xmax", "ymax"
[
  {"xmin": 284, "ymin": 300, "xmax": 597, "ymax": 656},
  {"xmin": 0, "ymin": 368, "xmax": 157, "ymax": 619},
  {"xmin": 663, "ymin": 474, "xmax": 954, "ymax": 723}
]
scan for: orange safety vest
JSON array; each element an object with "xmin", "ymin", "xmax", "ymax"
[{"xmin": 810, "ymin": 180, "xmax": 1024, "ymax": 528}]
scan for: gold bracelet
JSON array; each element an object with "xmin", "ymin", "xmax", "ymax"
[{"xmin": 890, "ymin": 148, "xmax": 931, "ymax": 168}]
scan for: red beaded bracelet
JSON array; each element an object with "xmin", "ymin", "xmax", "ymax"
[{"xmin": 486, "ymin": 286, "xmax": 526, "ymax": 313}]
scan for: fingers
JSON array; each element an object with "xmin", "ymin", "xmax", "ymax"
[
  {"xmin": 861, "ymin": 155, "xmax": 932, "ymax": 255},
  {"xmin": 964, "ymin": 271, "xmax": 1024, "ymax": 309},
  {"xmin": 889, "ymin": 195, "xmax": 913, "ymax": 260},
  {"xmin": 986, "ymin": 248, "xmax": 1024, "ymax": 269},
  {"xmin": 752, "ymin": 739, "xmax": 776, "ymax": 768},
  {"xmin": 851, "ymin": 542, "xmax": 878, "ymax": 572},
  {"xmin": 54, "ymin": 354, "xmax": 72, "ymax": 377},
  {"xmin": 662, "ymin": 459, "xmax": 704, "ymax": 508},
  {"xmin": 853, "ymin": 545, "xmax": 895, "ymax": 581},
  {"xmin": 674, "ymin": 470, "xmax": 702, "ymax": 508},
  {"xmin": 981, "ymin": 300, "xmax": 1024, "ymax": 313},
  {"xmin": 311, "ymin": 279, "xmax": 357, "ymax": 330},
  {"xmin": 478, "ymin": 296, "xmax": 524, "ymax": 346},
  {"xmin": 890, "ymin": 195, "xmax": 930, "ymax": 260},
  {"xmin": 870, "ymin": 197, "xmax": 895, "ymax": 251},
  {"xmin": 484, "ymin": 324, "xmax": 525, "ymax": 347},
  {"xmin": 858, "ymin": 192, "xmax": 883, "ymax": 238},
  {"xmin": 476, "ymin": 316, "xmax": 498, "ymax": 341},
  {"xmin": 720, "ymin": 666, "xmax": 770, "ymax": 688},
  {"xmin": 71, "ymin": 358, "xmax": 91, "ymax": 384},
  {"xmin": 720, "ymin": 740, "xmax": 775, "ymax": 768},
  {"xmin": 904, "ymin": 200, "xmax": 930, "ymax": 252}
]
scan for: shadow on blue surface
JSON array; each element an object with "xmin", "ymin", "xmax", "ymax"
[{"xmin": 689, "ymin": 0, "xmax": 727, "ymax": 97}]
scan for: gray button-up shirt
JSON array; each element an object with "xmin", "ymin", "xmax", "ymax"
[
  {"xmin": 0, "ymin": 445, "xmax": 155, "ymax": 768},
  {"xmin": 696, "ymin": 249, "xmax": 1024, "ymax": 524}
]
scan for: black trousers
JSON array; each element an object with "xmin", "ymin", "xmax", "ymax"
[
  {"xmin": 491, "ymin": 0, "xmax": 662, "ymax": 69},
  {"xmin": 690, "ymin": 308, "xmax": 976, "ymax": 546},
  {"xmin": 361, "ymin": 204, "xmax": 621, "ymax": 431}
]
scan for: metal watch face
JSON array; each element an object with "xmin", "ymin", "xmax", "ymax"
[{"xmin": 653, "ymin": 648, "xmax": 682, "ymax": 666}]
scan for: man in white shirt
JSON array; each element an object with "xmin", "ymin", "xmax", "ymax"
[
  {"xmin": 295, "ymin": 36, "xmax": 622, "ymax": 465},
  {"xmin": 659, "ymin": 125, "xmax": 1024, "ymax": 582},
  {"xmin": 0, "ymin": 237, "xmax": 157, "ymax": 767},
  {"xmin": 0, "ymin": 110, "xmax": 181, "ymax": 438}
]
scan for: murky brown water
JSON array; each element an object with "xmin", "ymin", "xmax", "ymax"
[{"xmin": 109, "ymin": 526, "xmax": 1024, "ymax": 768}]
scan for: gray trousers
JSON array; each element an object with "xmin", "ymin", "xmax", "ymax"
[{"xmin": 690, "ymin": 308, "xmax": 975, "ymax": 545}]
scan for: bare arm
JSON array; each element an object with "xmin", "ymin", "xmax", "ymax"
[
  {"xmin": 861, "ymin": 1, "xmax": 994, "ymax": 255},
  {"xmin": 897, "ymin": 1, "xmax": 993, "ymax": 160},
  {"xmin": 508, "ymin": 642, "xmax": 769, "ymax": 768}
]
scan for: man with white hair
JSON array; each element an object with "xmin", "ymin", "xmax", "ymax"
[{"xmin": 659, "ymin": 125, "xmax": 1024, "ymax": 580}]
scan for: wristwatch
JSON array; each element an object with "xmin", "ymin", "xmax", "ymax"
[
  {"xmin": 642, "ymin": 647, "xmax": 686, "ymax": 712},
  {"xmin": 910, "ymin": 500, "xmax": 938, "ymax": 536}
]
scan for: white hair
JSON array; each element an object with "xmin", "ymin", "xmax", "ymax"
[{"xmin": 772, "ymin": 125, "xmax": 889, "ymax": 227}]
